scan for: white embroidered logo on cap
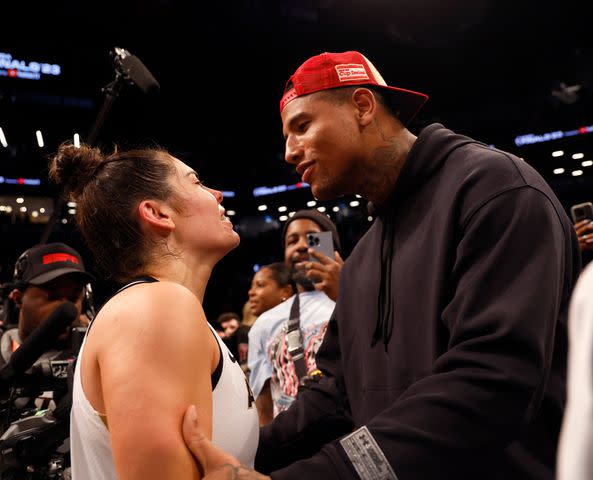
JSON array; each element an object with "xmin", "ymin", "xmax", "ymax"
[{"xmin": 335, "ymin": 63, "xmax": 370, "ymax": 83}]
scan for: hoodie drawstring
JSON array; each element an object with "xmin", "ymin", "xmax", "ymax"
[{"xmin": 372, "ymin": 218, "xmax": 395, "ymax": 350}]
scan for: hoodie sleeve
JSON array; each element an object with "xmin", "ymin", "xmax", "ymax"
[{"xmin": 260, "ymin": 186, "xmax": 577, "ymax": 479}]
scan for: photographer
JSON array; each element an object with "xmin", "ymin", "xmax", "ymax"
[
  {"xmin": 0, "ymin": 243, "xmax": 94, "ymax": 479},
  {"xmin": 0, "ymin": 242, "xmax": 94, "ymax": 369}
]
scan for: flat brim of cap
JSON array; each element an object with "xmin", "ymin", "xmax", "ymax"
[
  {"xmin": 373, "ymin": 85, "xmax": 428, "ymax": 126},
  {"xmin": 28, "ymin": 268, "xmax": 95, "ymax": 286}
]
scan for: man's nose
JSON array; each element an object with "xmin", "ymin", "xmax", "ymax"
[{"xmin": 285, "ymin": 136, "xmax": 303, "ymax": 165}]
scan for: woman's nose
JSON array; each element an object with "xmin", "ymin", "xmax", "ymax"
[{"xmin": 206, "ymin": 187, "xmax": 223, "ymax": 203}]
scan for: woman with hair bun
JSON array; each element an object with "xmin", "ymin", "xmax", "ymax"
[{"xmin": 49, "ymin": 142, "xmax": 258, "ymax": 479}]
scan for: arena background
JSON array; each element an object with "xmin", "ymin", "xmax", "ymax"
[{"xmin": 0, "ymin": 0, "xmax": 590, "ymax": 320}]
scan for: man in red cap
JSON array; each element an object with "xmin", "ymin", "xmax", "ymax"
[{"xmin": 184, "ymin": 50, "xmax": 580, "ymax": 480}]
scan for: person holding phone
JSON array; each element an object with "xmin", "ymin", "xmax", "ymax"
[
  {"xmin": 571, "ymin": 202, "xmax": 593, "ymax": 264},
  {"xmin": 247, "ymin": 209, "xmax": 344, "ymax": 424}
]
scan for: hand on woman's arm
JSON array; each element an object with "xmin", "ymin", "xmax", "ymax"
[{"xmin": 183, "ymin": 405, "xmax": 271, "ymax": 480}]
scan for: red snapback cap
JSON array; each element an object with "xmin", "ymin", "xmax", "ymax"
[{"xmin": 280, "ymin": 51, "xmax": 428, "ymax": 125}]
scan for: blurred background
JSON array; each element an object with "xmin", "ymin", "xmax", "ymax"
[{"xmin": 0, "ymin": 0, "xmax": 590, "ymax": 319}]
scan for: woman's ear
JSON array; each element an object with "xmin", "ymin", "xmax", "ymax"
[
  {"xmin": 281, "ymin": 284, "xmax": 294, "ymax": 300},
  {"xmin": 138, "ymin": 199, "xmax": 175, "ymax": 236}
]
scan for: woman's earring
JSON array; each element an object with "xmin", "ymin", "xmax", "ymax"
[{"xmin": 281, "ymin": 296, "xmax": 287, "ymax": 301}]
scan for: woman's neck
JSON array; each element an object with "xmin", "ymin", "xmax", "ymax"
[{"xmin": 147, "ymin": 256, "xmax": 214, "ymax": 303}]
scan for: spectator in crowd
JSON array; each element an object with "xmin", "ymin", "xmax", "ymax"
[
  {"xmin": 216, "ymin": 311, "xmax": 241, "ymax": 360},
  {"xmin": 247, "ymin": 263, "xmax": 295, "ymax": 318},
  {"xmin": 183, "ymin": 50, "xmax": 580, "ymax": 480},
  {"xmin": 248, "ymin": 210, "xmax": 342, "ymax": 425},
  {"xmin": 218, "ymin": 312, "xmax": 241, "ymax": 339}
]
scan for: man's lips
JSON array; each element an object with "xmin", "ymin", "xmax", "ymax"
[{"xmin": 296, "ymin": 160, "xmax": 314, "ymax": 176}]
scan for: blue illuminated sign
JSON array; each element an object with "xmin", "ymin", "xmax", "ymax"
[
  {"xmin": 515, "ymin": 125, "xmax": 593, "ymax": 146},
  {"xmin": 0, "ymin": 52, "xmax": 61, "ymax": 81},
  {"xmin": 253, "ymin": 182, "xmax": 310, "ymax": 197},
  {"xmin": 0, "ymin": 176, "xmax": 41, "ymax": 186}
]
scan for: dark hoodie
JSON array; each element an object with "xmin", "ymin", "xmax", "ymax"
[{"xmin": 256, "ymin": 124, "xmax": 580, "ymax": 479}]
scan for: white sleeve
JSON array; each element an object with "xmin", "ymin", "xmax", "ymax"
[
  {"xmin": 247, "ymin": 319, "xmax": 273, "ymax": 399},
  {"xmin": 557, "ymin": 263, "xmax": 593, "ymax": 480}
]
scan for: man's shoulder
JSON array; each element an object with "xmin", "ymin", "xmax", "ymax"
[{"xmin": 299, "ymin": 291, "xmax": 335, "ymax": 321}]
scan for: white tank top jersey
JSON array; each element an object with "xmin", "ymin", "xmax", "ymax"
[{"xmin": 70, "ymin": 287, "xmax": 259, "ymax": 479}]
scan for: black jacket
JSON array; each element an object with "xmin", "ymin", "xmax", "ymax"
[{"xmin": 256, "ymin": 124, "xmax": 581, "ymax": 479}]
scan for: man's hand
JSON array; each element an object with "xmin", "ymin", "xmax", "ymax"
[
  {"xmin": 574, "ymin": 220, "xmax": 593, "ymax": 252},
  {"xmin": 182, "ymin": 405, "xmax": 271, "ymax": 480},
  {"xmin": 297, "ymin": 250, "xmax": 344, "ymax": 301}
]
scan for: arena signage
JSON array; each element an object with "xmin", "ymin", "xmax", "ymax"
[{"xmin": 0, "ymin": 51, "xmax": 61, "ymax": 80}]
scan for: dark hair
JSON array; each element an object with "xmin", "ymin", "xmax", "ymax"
[
  {"xmin": 281, "ymin": 208, "xmax": 341, "ymax": 254},
  {"xmin": 260, "ymin": 262, "xmax": 296, "ymax": 291},
  {"xmin": 217, "ymin": 312, "xmax": 240, "ymax": 324},
  {"xmin": 48, "ymin": 142, "xmax": 176, "ymax": 281}
]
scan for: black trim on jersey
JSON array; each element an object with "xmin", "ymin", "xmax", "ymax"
[
  {"xmin": 209, "ymin": 329, "xmax": 223, "ymax": 390},
  {"xmin": 88, "ymin": 275, "xmax": 222, "ymax": 391}
]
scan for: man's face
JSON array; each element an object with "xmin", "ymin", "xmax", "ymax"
[
  {"xmin": 220, "ymin": 318, "xmax": 239, "ymax": 338},
  {"xmin": 281, "ymin": 92, "xmax": 363, "ymax": 200},
  {"xmin": 12, "ymin": 274, "xmax": 85, "ymax": 341},
  {"xmin": 284, "ymin": 218, "xmax": 324, "ymax": 291}
]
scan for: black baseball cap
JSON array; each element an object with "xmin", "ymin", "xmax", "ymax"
[{"xmin": 13, "ymin": 242, "xmax": 94, "ymax": 286}]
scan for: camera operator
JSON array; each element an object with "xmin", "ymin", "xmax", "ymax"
[
  {"xmin": 0, "ymin": 243, "xmax": 94, "ymax": 370},
  {"xmin": 0, "ymin": 243, "xmax": 93, "ymax": 398},
  {"xmin": 0, "ymin": 243, "xmax": 95, "ymax": 479}
]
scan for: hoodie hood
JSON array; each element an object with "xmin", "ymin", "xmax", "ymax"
[{"xmin": 370, "ymin": 123, "xmax": 480, "ymax": 349}]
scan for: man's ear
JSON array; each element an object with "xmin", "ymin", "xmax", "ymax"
[
  {"xmin": 352, "ymin": 88, "xmax": 377, "ymax": 127},
  {"xmin": 138, "ymin": 199, "xmax": 175, "ymax": 236},
  {"xmin": 9, "ymin": 289, "xmax": 23, "ymax": 308}
]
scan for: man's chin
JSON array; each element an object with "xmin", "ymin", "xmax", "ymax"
[{"xmin": 311, "ymin": 182, "xmax": 341, "ymax": 202}]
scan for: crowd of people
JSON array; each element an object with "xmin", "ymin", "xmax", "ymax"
[{"xmin": 0, "ymin": 49, "xmax": 592, "ymax": 480}]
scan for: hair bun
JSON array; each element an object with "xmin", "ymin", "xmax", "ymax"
[{"xmin": 48, "ymin": 142, "xmax": 104, "ymax": 199}]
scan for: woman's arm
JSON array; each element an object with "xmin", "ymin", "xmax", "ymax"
[{"xmin": 97, "ymin": 282, "xmax": 216, "ymax": 479}]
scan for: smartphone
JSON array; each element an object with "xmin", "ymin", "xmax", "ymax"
[
  {"xmin": 570, "ymin": 202, "xmax": 593, "ymax": 223},
  {"xmin": 306, "ymin": 232, "xmax": 335, "ymax": 263}
]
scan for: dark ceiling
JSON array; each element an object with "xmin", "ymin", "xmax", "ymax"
[
  {"xmin": 1, "ymin": 0, "xmax": 591, "ymax": 192},
  {"xmin": 0, "ymin": 0, "xmax": 591, "ymax": 316}
]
